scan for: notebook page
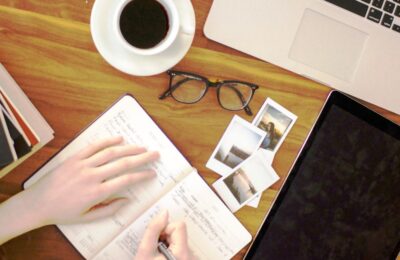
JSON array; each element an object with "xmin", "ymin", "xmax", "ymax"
[
  {"xmin": 24, "ymin": 95, "xmax": 191, "ymax": 259},
  {"xmin": 93, "ymin": 170, "xmax": 252, "ymax": 260}
]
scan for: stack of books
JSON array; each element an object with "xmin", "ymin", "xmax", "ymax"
[{"xmin": 0, "ymin": 63, "xmax": 54, "ymax": 178}]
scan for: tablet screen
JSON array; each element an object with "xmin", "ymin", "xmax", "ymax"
[{"xmin": 246, "ymin": 92, "xmax": 400, "ymax": 259}]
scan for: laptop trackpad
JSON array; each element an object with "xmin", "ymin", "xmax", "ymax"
[{"xmin": 289, "ymin": 9, "xmax": 368, "ymax": 82}]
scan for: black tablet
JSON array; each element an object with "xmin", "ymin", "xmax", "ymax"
[{"xmin": 245, "ymin": 91, "xmax": 400, "ymax": 260}]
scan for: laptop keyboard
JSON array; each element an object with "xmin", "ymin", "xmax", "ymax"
[{"xmin": 325, "ymin": 0, "xmax": 400, "ymax": 33}]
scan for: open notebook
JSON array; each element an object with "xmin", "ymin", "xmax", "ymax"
[{"xmin": 23, "ymin": 94, "xmax": 251, "ymax": 259}]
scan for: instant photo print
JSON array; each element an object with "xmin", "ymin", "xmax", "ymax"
[
  {"xmin": 213, "ymin": 149, "xmax": 279, "ymax": 212},
  {"xmin": 252, "ymin": 98, "xmax": 297, "ymax": 154},
  {"xmin": 206, "ymin": 115, "xmax": 266, "ymax": 176},
  {"xmin": 246, "ymin": 148, "xmax": 276, "ymax": 207}
]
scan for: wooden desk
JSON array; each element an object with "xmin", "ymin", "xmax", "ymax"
[{"xmin": 0, "ymin": 0, "xmax": 399, "ymax": 259}]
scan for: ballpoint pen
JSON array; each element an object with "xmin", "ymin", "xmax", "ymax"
[{"xmin": 158, "ymin": 241, "xmax": 177, "ymax": 260}]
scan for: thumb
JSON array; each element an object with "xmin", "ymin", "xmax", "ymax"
[
  {"xmin": 80, "ymin": 198, "xmax": 129, "ymax": 222},
  {"xmin": 139, "ymin": 210, "xmax": 169, "ymax": 253}
]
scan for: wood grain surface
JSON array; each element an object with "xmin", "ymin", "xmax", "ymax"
[{"xmin": 0, "ymin": 0, "xmax": 399, "ymax": 259}]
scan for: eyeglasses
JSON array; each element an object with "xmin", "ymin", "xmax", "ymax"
[{"xmin": 159, "ymin": 70, "xmax": 259, "ymax": 115}]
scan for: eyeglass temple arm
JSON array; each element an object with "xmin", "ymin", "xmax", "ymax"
[
  {"xmin": 159, "ymin": 77, "xmax": 193, "ymax": 99},
  {"xmin": 244, "ymin": 105, "xmax": 253, "ymax": 116},
  {"xmin": 224, "ymin": 84, "xmax": 254, "ymax": 116}
]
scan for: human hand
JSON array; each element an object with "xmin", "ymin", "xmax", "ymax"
[
  {"xmin": 136, "ymin": 210, "xmax": 194, "ymax": 260},
  {"xmin": 23, "ymin": 136, "xmax": 159, "ymax": 226}
]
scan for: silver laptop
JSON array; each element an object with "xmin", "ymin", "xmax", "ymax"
[{"xmin": 204, "ymin": 0, "xmax": 400, "ymax": 115}]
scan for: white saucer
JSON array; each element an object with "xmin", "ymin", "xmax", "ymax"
[{"xmin": 90, "ymin": 0, "xmax": 196, "ymax": 76}]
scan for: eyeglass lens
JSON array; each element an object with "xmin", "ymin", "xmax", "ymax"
[
  {"xmin": 171, "ymin": 75, "xmax": 207, "ymax": 103},
  {"xmin": 218, "ymin": 82, "xmax": 253, "ymax": 110}
]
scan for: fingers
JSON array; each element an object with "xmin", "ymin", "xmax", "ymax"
[
  {"xmin": 79, "ymin": 198, "xmax": 129, "ymax": 222},
  {"xmin": 164, "ymin": 221, "xmax": 189, "ymax": 255},
  {"xmin": 138, "ymin": 210, "xmax": 169, "ymax": 254},
  {"xmin": 135, "ymin": 211, "xmax": 191, "ymax": 260},
  {"xmin": 96, "ymin": 151, "xmax": 159, "ymax": 181},
  {"xmin": 85, "ymin": 144, "xmax": 147, "ymax": 167},
  {"xmin": 100, "ymin": 170, "xmax": 156, "ymax": 198},
  {"xmin": 75, "ymin": 136, "xmax": 124, "ymax": 159}
]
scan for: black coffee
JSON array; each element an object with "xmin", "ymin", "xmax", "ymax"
[{"xmin": 119, "ymin": 0, "xmax": 169, "ymax": 49}]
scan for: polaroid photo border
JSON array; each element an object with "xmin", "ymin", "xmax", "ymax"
[
  {"xmin": 206, "ymin": 115, "xmax": 266, "ymax": 176},
  {"xmin": 252, "ymin": 98, "xmax": 297, "ymax": 154}
]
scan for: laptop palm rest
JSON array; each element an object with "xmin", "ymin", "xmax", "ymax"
[{"xmin": 289, "ymin": 9, "xmax": 369, "ymax": 83}]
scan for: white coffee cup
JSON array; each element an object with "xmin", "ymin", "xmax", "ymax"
[{"xmin": 114, "ymin": 0, "xmax": 185, "ymax": 56}]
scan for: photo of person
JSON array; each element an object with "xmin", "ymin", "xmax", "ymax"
[
  {"xmin": 253, "ymin": 98, "xmax": 297, "ymax": 153},
  {"xmin": 260, "ymin": 121, "xmax": 275, "ymax": 149},
  {"xmin": 207, "ymin": 115, "xmax": 266, "ymax": 176}
]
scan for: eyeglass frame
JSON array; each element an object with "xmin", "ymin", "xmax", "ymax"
[{"xmin": 159, "ymin": 70, "xmax": 259, "ymax": 115}]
